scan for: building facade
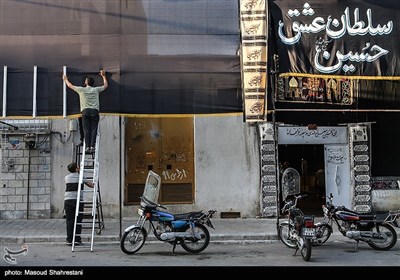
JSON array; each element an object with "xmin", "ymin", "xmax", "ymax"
[{"xmin": 1, "ymin": 1, "xmax": 400, "ymax": 220}]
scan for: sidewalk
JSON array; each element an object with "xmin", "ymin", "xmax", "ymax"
[{"xmin": 0, "ymin": 218, "xmax": 280, "ymax": 245}]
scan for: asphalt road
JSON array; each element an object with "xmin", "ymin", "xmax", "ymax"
[{"xmin": 2, "ymin": 235, "xmax": 399, "ymax": 275}]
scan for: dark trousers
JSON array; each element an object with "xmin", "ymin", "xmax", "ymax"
[
  {"xmin": 82, "ymin": 108, "xmax": 99, "ymax": 148},
  {"xmin": 78, "ymin": 117, "xmax": 84, "ymax": 142},
  {"xmin": 64, "ymin": 199, "xmax": 83, "ymax": 243}
]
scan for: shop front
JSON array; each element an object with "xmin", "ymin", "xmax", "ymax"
[{"xmin": 259, "ymin": 122, "xmax": 372, "ymax": 217}]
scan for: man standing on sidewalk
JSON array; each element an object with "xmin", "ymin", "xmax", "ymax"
[{"xmin": 64, "ymin": 162, "xmax": 93, "ymax": 246}]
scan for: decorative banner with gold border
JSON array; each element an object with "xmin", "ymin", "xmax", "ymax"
[{"xmin": 240, "ymin": 0, "xmax": 268, "ymax": 122}]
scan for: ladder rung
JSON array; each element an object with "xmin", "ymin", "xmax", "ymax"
[
  {"xmin": 73, "ymin": 244, "xmax": 91, "ymax": 248},
  {"xmin": 78, "ymin": 233, "xmax": 97, "ymax": 237},
  {"xmin": 82, "ymin": 214, "xmax": 95, "ymax": 218},
  {"xmin": 79, "ymin": 217, "xmax": 98, "ymax": 221},
  {"xmin": 78, "ymin": 221, "xmax": 101, "ymax": 225},
  {"xmin": 77, "ymin": 220, "xmax": 94, "ymax": 224},
  {"xmin": 79, "ymin": 211, "xmax": 94, "ymax": 215},
  {"xmin": 77, "ymin": 220, "xmax": 94, "ymax": 223},
  {"xmin": 77, "ymin": 224, "xmax": 95, "ymax": 228}
]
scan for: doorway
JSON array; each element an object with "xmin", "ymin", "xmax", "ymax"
[{"xmin": 278, "ymin": 144, "xmax": 325, "ymax": 215}]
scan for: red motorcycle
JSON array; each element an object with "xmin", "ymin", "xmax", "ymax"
[{"xmin": 315, "ymin": 193, "xmax": 399, "ymax": 251}]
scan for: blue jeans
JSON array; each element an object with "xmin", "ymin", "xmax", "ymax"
[{"xmin": 81, "ymin": 108, "xmax": 99, "ymax": 148}]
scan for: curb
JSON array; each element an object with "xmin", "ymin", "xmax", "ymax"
[{"xmin": 1, "ymin": 233, "xmax": 279, "ymax": 245}]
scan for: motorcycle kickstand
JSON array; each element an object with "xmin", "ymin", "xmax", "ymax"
[
  {"xmin": 171, "ymin": 242, "xmax": 177, "ymax": 256},
  {"xmin": 353, "ymin": 240, "xmax": 359, "ymax": 252},
  {"xmin": 293, "ymin": 247, "xmax": 299, "ymax": 256}
]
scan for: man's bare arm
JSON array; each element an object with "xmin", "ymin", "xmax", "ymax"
[
  {"xmin": 99, "ymin": 70, "xmax": 108, "ymax": 90},
  {"xmin": 62, "ymin": 74, "xmax": 75, "ymax": 90},
  {"xmin": 85, "ymin": 181, "xmax": 94, "ymax": 188}
]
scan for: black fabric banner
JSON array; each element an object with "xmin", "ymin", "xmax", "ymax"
[
  {"xmin": 0, "ymin": 0, "xmax": 242, "ymax": 117},
  {"xmin": 270, "ymin": 0, "xmax": 400, "ymax": 78},
  {"xmin": 1, "ymin": 0, "xmax": 400, "ymax": 118}
]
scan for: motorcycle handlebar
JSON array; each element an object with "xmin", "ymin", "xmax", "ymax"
[
  {"xmin": 208, "ymin": 209, "xmax": 217, "ymax": 216},
  {"xmin": 281, "ymin": 194, "xmax": 308, "ymax": 213}
]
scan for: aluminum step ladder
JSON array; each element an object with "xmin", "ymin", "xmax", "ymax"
[
  {"xmin": 74, "ymin": 138, "xmax": 105, "ymax": 234},
  {"xmin": 72, "ymin": 132, "xmax": 104, "ymax": 251}
]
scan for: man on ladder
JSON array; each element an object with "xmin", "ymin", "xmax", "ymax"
[
  {"xmin": 64, "ymin": 162, "xmax": 93, "ymax": 246},
  {"xmin": 62, "ymin": 70, "xmax": 108, "ymax": 153}
]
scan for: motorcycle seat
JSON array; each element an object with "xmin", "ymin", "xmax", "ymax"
[
  {"xmin": 174, "ymin": 211, "xmax": 203, "ymax": 220},
  {"xmin": 358, "ymin": 214, "xmax": 376, "ymax": 220},
  {"xmin": 338, "ymin": 206, "xmax": 376, "ymax": 220}
]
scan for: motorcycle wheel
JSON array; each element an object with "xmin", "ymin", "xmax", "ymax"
[
  {"xmin": 367, "ymin": 223, "xmax": 397, "ymax": 251},
  {"xmin": 180, "ymin": 224, "xmax": 210, "ymax": 254},
  {"xmin": 120, "ymin": 227, "xmax": 147, "ymax": 255},
  {"xmin": 312, "ymin": 222, "xmax": 332, "ymax": 246},
  {"xmin": 300, "ymin": 238, "xmax": 312, "ymax": 262},
  {"xmin": 278, "ymin": 221, "xmax": 297, "ymax": 249}
]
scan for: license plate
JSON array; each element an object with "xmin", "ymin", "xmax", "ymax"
[
  {"xmin": 138, "ymin": 208, "xmax": 144, "ymax": 216},
  {"xmin": 302, "ymin": 228, "xmax": 315, "ymax": 237}
]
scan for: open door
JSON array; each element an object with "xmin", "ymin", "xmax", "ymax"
[{"xmin": 324, "ymin": 144, "xmax": 352, "ymax": 208}]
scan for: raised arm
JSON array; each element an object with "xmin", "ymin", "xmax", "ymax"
[
  {"xmin": 62, "ymin": 74, "xmax": 75, "ymax": 90},
  {"xmin": 99, "ymin": 70, "xmax": 108, "ymax": 90}
]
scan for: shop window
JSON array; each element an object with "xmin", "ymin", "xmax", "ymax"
[{"xmin": 124, "ymin": 117, "xmax": 194, "ymax": 205}]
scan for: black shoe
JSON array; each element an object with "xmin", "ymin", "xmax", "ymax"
[
  {"xmin": 90, "ymin": 147, "xmax": 95, "ymax": 153},
  {"xmin": 85, "ymin": 147, "xmax": 91, "ymax": 153},
  {"xmin": 65, "ymin": 241, "xmax": 72, "ymax": 246},
  {"xmin": 77, "ymin": 141, "xmax": 83, "ymax": 147},
  {"xmin": 74, "ymin": 241, "xmax": 82, "ymax": 246}
]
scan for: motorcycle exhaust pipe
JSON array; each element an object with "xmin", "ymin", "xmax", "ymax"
[
  {"xmin": 346, "ymin": 231, "xmax": 360, "ymax": 239},
  {"xmin": 160, "ymin": 232, "xmax": 201, "ymax": 241},
  {"xmin": 346, "ymin": 231, "xmax": 388, "ymax": 242},
  {"xmin": 315, "ymin": 239, "xmax": 323, "ymax": 245}
]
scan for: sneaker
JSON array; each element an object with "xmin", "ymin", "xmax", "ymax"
[
  {"xmin": 74, "ymin": 241, "xmax": 82, "ymax": 246},
  {"xmin": 90, "ymin": 147, "xmax": 95, "ymax": 153},
  {"xmin": 65, "ymin": 241, "xmax": 72, "ymax": 246},
  {"xmin": 85, "ymin": 147, "xmax": 91, "ymax": 153}
]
